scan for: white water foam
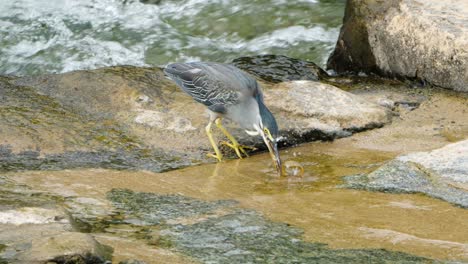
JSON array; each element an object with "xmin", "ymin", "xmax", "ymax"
[{"xmin": 0, "ymin": 0, "xmax": 340, "ymax": 75}]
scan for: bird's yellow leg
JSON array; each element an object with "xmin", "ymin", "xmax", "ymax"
[
  {"xmin": 205, "ymin": 121, "xmax": 223, "ymax": 162},
  {"xmin": 215, "ymin": 118, "xmax": 256, "ymax": 159}
]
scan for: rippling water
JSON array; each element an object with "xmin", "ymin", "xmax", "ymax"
[{"xmin": 0, "ymin": 0, "xmax": 345, "ymax": 76}]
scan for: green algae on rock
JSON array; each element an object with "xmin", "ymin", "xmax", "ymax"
[
  {"xmin": 106, "ymin": 189, "xmax": 435, "ymax": 263},
  {"xmin": 48, "ymin": 253, "xmax": 110, "ymax": 264},
  {"xmin": 0, "ymin": 175, "xmax": 62, "ymax": 211},
  {"xmin": 0, "ymin": 146, "xmax": 191, "ymax": 173},
  {"xmin": 107, "ymin": 189, "xmax": 238, "ymax": 226}
]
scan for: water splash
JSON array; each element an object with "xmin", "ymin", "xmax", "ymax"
[{"xmin": 0, "ymin": 0, "xmax": 344, "ymax": 75}]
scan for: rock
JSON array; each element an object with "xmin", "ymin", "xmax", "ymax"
[
  {"xmin": 48, "ymin": 253, "xmax": 110, "ymax": 264},
  {"xmin": 263, "ymin": 81, "xmax": 391, "ymax": 145},
  {"xmin": 344, "ymin": 140, "xmax": 468, "ymax": 208},
  {"xmin": 327, "ymin": 0, "xmax": 468, "ymax": 92},
  {"xmin": 105, "ymin": 189, "xmax": 432, "ymax": 263},
  {"xmin": 0, "ymin": 176, "xmax": 112, "ymax": 263},
  {"xmin": 399, "ymin": 140, "xmax": 468, "ymax": 184},
  {"xmin": 0, "ymin": 207, "xmax": 63, "ymax": 225},
  {"xmin": 231, "ymin": 54, "xmax": 328, "ymax": 83},
  {"xmin": 65, "ymin": 196, "xmax": 115, "ymax": 233},
  {"xmin": 0, "ymin": 67, "xmax": 390, "ymax": 172},
  {"xmin": 119, "ymin": 259, "xmax": 147, "ymax": 264},
  {"xmin": 15, "ymin": 232, "xmax": 112, "ymax": 263}
]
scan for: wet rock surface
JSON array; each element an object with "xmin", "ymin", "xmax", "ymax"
[
  {"xmin": 0, "ymin": 75, "xmax": 466, "ymax": 262},
  {"xmin": 327, "ymin": 0, "xmax": 468, "ymax": 92},
  {"xmin": 0, "ymin": 176, "xmax": 113, "ymax": 263},
  {"xmin": 344, "ymin": 140, "xmax": 468, "ymax": 208},
  {"xmin": 48, "ymin": 253, "xmax": 110, "ymax": 264},
  {"xmin": 0, "ymin": 175, "xmax": 442, "ymax": 263},
  {"xmin": 231, "ymin": 54, "xmax": 328, "ymax": 83},
  {"xmin": 18, "ymin": 232, "xmax": 112, "ymax": 263},
  {"xmin": 0, "ymin": 70, "xmax": 193, "ymax": 173},
  {"xmin": 0, "ymin": 66, "xmax": 391, "ymax": 172},
  {"xmin": 105, "ymin": 189, "xmax": 433, "ymax": 264}
]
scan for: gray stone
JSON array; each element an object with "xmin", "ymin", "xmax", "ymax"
[
  {"xmin": 264, "ymin": 81, "xmax": 391, "ymax": 145},
  {"xmin": 0, "ymin": 67, "xmax": 391, "ymax": 172},
  {"xmin": 398, "ymin": 140, "xmax": 468, "ymax": 184},
  {"xmin": 327, "ymin": 0, "xmax": 468, "ymax": 92},
  {"xmin": 344, "ymin": 140, "xmax": 468, "ymax": 208}
]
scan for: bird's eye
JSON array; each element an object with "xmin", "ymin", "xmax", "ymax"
[{"xmin": 263, "ymin": 128, "xmax": 273, "ymax": 140}]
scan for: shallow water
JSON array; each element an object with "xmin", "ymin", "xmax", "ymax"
[
  {"xmin": 11, "ymin": 142, "xmax": 468, "ymax": 262},
  {"xmin": 6, "ymin": 88, "xmax": 468, "ymax": 262},
  {"xmin": 0, "ymin": 0, "xmax": 344, "ymax": 76}
]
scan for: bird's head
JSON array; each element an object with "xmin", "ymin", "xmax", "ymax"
[{"xmin": 257, "ymin": 100, "xmax": 282, "ymax": 176}]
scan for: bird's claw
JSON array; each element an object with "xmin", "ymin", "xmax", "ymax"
[
  {"xmin": 221, "ymin": 141, "xmax": 256, "ymax": 159},
  {"xmin": 207, "ymin": 153, "xmax": 223, "ymax": 162}
]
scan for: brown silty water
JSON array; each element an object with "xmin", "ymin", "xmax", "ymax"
[{"xmin": 9, "ymin": 89, "xmax": 468, "ymax": 262}]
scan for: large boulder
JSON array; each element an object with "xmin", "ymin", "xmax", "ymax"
[
  {"xmin": 0, "ymin": 67, "xmax": 390, "ymax": 172},
  {"xmin": 264, "ymin": 81, "xmax": 391, "ymax": 145},
  {"xmin": 345, "ymin": 140, "xmax": 468, "ymax": 208},
  {"xmin": 327, "ymin": 0, "xmax": 468, "ymax": 92}
]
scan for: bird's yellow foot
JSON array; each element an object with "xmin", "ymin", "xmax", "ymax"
[
  {"xmin": 207, "ymin": 153, "xmax": 223, "ymax": 162},
  {"xmin": 221, "ymin": 141, "xmax": 257, "ymax": 159}
]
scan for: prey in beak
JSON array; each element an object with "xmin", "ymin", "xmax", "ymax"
[{"xmin": 260, "ymin": 128, "xmax": 283, "ymax": 176}]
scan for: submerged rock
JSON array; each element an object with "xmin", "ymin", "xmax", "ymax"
[
  {"xmin": 344, "ymin": 140, "xmax": 468, "ymax": 208},
  {"xmin": 231, "ymin": 54, "xmax": 328, "ymax": 83},
  {"xmin": 106, "ymin": 189, "xmax": 434, "ymax": 263},
  {"xmin": 327, "ymin": 0, "xmax": 468, "ymax": 92},
  {"xmin": 0, "ymin": 66, "xmax": 390, "ymax": 172}
]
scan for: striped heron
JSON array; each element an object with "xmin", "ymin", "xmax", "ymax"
[{"xmin": 164, "ymin": 62, "xmax": 282, "ymax": 175}]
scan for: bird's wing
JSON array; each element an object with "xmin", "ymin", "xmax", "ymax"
[{"xmin": 164, "ymin": 62, "xmax": 250, "ymax": 113}]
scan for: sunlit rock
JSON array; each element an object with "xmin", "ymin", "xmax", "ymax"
[
  {"xmin": 0, "ymin": 66, "xmax": 392, "ymax": 172},
  {"xmin": 0, "ymin": 207, "xmax": 64, "ymax": 225},
  {"xmin": 16, "ymin": 232, "xmax": 112, "ymax": 263},
  {"xmin": 344, "ymin": 140, "xmax": 468, "ymax": 208},
  {"xmin": 265, "ymin": 80, "xmax": 391, "ymax": 145},
  {"xmin": 327, "ymin": 0, "xmax": 468, "ymax": 92}
]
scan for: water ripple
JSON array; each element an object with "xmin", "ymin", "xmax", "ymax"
[{"xmin": 0, "ymin": 0, "xmax": 344, "ymax": 75}]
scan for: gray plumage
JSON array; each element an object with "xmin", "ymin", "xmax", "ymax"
[
  {"xmin": 164, "ymin": 62, "xmax": 278, "ymax": 138},
  {"xmin": 164, "ymin": 61, "xmax": 282, "ymax": 174}
]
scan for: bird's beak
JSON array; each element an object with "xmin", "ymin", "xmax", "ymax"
[{"xmin": 260, "ymin": 130, "xmax": 283, "ymax": 176}]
